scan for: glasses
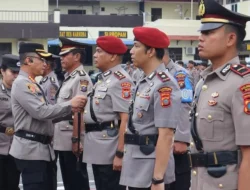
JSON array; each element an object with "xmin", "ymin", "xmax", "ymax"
[{"xmin": 27, "ymin": 56, "xmax": 46, "ymax": 63}]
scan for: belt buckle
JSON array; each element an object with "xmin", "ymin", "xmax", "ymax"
[
  {"xmin": 213, "ymin": 152, "xmax": 219, "ymax": 165},
  {"xmin": 5, "ymin": 127, "xmax": 14, "ymax": 136},
  {"xmin": 188, "ymin": 152, "xmax": 193, "ymax": 168}
]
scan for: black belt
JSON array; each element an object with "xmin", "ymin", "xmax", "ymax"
[
  {"xmin": 124, "ymin": 134, "xmax": 158, "ymax": 146},
  {"xmin": 189, "ymin": 151, "xmax": 238, "ymax": 168},
  {"xmin": 85, "ymin": 121, "xmax": 120, "ymax": 133},
  {"xmin": 15, "ymin": 130, "xmax": 52, "ymax": 145},
  {"xmin": 0, "ymin": 125, "xmax": 14, "ymax": 136}
]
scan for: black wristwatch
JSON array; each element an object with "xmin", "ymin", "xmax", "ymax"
[
  {"xmin": 71, "ymin": 137, "xmax": 79, "ymax": 144},
  {"xmin": 115, "ymin": 150, "xmax": 124, "ymax": 158},
  {"xmin": 152, "ymin": 177, "xmax": 164, "ymax": 185}
]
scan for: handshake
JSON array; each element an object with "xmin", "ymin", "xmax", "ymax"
[{"xmin": 70, "ymin": 95, "xmax": 88, "ymax": 112}]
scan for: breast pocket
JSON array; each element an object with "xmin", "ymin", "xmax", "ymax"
[
  {"xmin": 94, "ymin": 91, "xmax": 109, "ymax": 111},
  {"xmin": 198, "ymin": 109, "xmax": 225, "ymax": 141},
  {"xmin": 59, "ymin": 92, "xmax": 71, "ymax": 101},
  {"xmin": 0, "ymin": 97, "xmax": 10, "ymax": 110},
  {"xmin": 134, "ymin": 98, "xmax": 151, "ymax": 123}
]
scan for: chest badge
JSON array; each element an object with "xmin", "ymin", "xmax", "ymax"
[{"xmin": 208, "ymin": 100, "xmax": 217, "ymax": 106}]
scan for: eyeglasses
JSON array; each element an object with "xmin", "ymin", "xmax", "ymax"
[{"xmin": 27, "ymin": 56, "xmax": 46, "ymax": 63}]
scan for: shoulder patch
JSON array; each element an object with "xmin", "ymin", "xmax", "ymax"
[
  {"xmin": 114, "ymin": 71, "xmax": 126, "ymax": 80},
  {"xmin": 80, "ymin": 80, "xmax": 89, "ymax": 92},
  {"xmin": 220, "ymin": 64, "xmax": 231, "ymax": 76},
  {"xmin": 230, "ymin": 64, "xmax": 250, "ymax": 77},
  {"xmin": 121, "ymin": 82, "xmax": 131, "ymax": 99},
  {"xmin": 240, "ymin": 84, "xmax": 250, "ymax": 94},
  {"xmin": 175, "ymin": 71, "xmax": 186, "ymax": 89},
  {"xmin": 50, "ymin": 77, "xmax": 56, "ymax": 84},
  {"xmin": 158, "ymin": 87, "xmax": 172, "ymax": 108},
  {"xmin": 78, "ymin": 70, "xmax": 86, "ymax": 76},
  {"xmin": 26, "ymin": 83, "xmax": 37, "ymax": 94},
  {"xmin": 157, "ymin": 72, "xmax": 170, "ymax": 82}
]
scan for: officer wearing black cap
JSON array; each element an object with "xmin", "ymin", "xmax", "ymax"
[
  {"xmin": 40, "ymin": 54, "xmax": 60, "ymax": 105},
  {"xmin": 190, "ymin": 1, "xmax": 250, "ymax": 190},
  {"xmin": 9, "ymin": 42, "xmax": 88, "ymax": 190},
  {"xmin": 0, "ymin": 54, "xmax": 20, "ymax": 190},
  {"xmin": 53, "ymin": 37, "xmax": 92, "ymax": 190}
]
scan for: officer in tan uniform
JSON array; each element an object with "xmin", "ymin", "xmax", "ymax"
[
  {"xmin": 0, "ymin": 54, "xmax": 20, "ymax": 190},
  {"xmin": 40, "ymin": 55, "xmax": 60, "ymax": 105},
  {"xmin": 9, "ymin": 43, "xmax": 87, "ymax": 190},
  {"xmin": 163, "ymin": 50, "xmax": 193, "ymax": 190},
  {"xmin": 120, "ymin": 27, "xmax": 182, "ymax": 190},
  {"xmin": 77, "ymin": 36, "xmax": 133, "ymax": 190},
  {"xmin": 53, "ymin": 37, "xmax": 92, "ymax": 190},
  {"xmin": 190, "ymin": 1, "xmax": 250, "ymax": 190}
]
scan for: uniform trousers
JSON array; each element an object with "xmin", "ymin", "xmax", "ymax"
[
  {"xmin": 14, "ymin": 158, "xmax": 56, "ymax": 190},
  {"xmin": 0, "ymin": 155, "xmax": 20, "ymax": 190},
  {"xmin": 92, "ymin": 164, "xmax": 126, "ymax": 190},
  {"xmin": 168, "ymin": 152, "xmax": 191, "ymax": 190},
  {"xmin": 56, "ymin": 151, "xmax": 90, "ymax": 190}
]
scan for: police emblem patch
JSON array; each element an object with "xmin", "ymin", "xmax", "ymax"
[
  {"xmin": 158, "ymin": 87, "xmax": 172, "ymax": 108},
  {"xmin": 240, "ymin": 84, "xmax": 250, "ymax": 94},
  {"xmin": 80, "ymin": 80, "xmax": 89, "ymax": 92},
  {"xmin": 175, "ymin": 72, "xmax": 186, "ymax": 89},
  {"xmin": 121, "ymin": 82, "xmax": 131, "ymax": 99},
  {"xmin": 243, "ymin": 94, "xmax": 250, "ymax": 115}
]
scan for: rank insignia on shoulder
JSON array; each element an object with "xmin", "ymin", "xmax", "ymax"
[
  {"xmin": 158, "ymin": 87, "xmax": 172, "ymax": 108},
  {"xmin": 220, "ymin": 64, "xmax": 231, "ymax": 76},
  {"xmin": 78, "ymin": 70, "xmax": 86, "ymax": 76},
  {"xmin": 50, "ymin": 77, "xmax": 56, "ymax": 84},
  {"xmin": 103, "ymin": 70, "xmax": 112, "ymax": 77},
  {"xmin": 114, "ymin": 71, "xmax": 126, "ymax": 80},
  {"xmin": 121, "ymin": 82, "xmax": 131, "ymax": 99},
  {"xmin": 157, "ymin": 72, "xmax": 170, "ymax": 82},
  {"xmin": 230, "ymin": 64, "xmax": 250, "ymax": 77},
  {"xmin": 80, "ymin": 80, "xmax": 89, "ymax": 92},
  {"xmin": 243, "ymin": 94, "xmax": 250, "ymax": 115},
  {"xmin": 71, "ymin": 70, "xmax": 78, "ymax": 77}
]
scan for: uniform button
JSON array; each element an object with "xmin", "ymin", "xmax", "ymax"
[
  {"xmin": 102, "ymin": 134, "xmax": 106, "ymax": 138},
  {"xmin": 66, "ymin": 125, "xmax": 69, "ymax": 128},
  {"xmin": 195, "ymin": 113, "xmax": 199, "ymax": 117},
  {"xmin": 136, "ymin": 92, "xmax": 140, "ymax": 96},
  {"xmin": 219, "ymin": 184, "xmax": 223, "ymax": 188},
  {"xmin": 192, "ymin": 170, "xmax": 197, "ymax": 176},
  {"xmin": 84, "ymin": 111, "xmax": 87, "ymax": 114},
  {"xmin": 207, "ymin": 115, "xmax": 212, "ymax": 120},
  {"xmin": 202, "ymin": 85, "xmax": 208, "ymax": 91}
]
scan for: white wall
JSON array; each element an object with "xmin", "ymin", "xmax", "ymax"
[
  {"xmin": 49, "ymin": 5, "xmax": 93, "ymax": 15},
  {"xmin": 0, "ymin": 0, "xmax": 48, "ymax": 11}
]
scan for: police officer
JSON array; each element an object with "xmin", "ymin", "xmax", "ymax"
[
  {"xmin": 190, "ymin": 0, "xmax": 250, "ymax": 189},
  {"xmin": 9, "ymin": 42, "xmax": 87, "ymax": 190},
  {"xmin": 54, "ymin": 37, "xmax": 92, "ymax": 190},
  {"xmin": 76, "ymin": 36, "xmax": 133, "ymax": 190},
  {"xmin": 0, "ymin": 54, "xmax": 20, "ymax": 190},
  {"xmin": 163, "ymin": 50, "xmax": 193, "ymax": 190},
  {"xmin": 40, "ymin": 54, "xmax": 60, "ymax": 105},
  {"xmin": 120, "ymin": 27, "xmax": 182, "ymax": 190}
]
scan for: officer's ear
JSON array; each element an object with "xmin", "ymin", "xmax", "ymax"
[
  {"xmin": 73, "ymin": 52, "xmax": 81, "ymax": 62},
  {"xmin": 110, "ymin": 54, "xmax": 118, "ymax": 62},
  {"xmin": 24, "ymin": 57, "xmax": 33, "ymax": 65},
  {"xmin": 147, "ymin": 48, "xmax": 155, "ymax": 58}
]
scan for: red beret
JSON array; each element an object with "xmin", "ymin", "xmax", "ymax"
[
  {"xmin": 133, "ymin": 27, "xmax": 170, "ymax": 48},
  {"xmin": 96, "ymin": 36, "xmax": 127, "ymax": 54}
]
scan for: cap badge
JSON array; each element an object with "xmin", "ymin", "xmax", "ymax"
[{"xmin": 198, "ymin": 0, "xmax": 205, "ymax": 17}]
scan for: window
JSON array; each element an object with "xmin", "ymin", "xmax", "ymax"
[
  {"xmin": 231, "ymin": 4, "xmax": 238, "ymax": 12},
  {"xmin": 101, "ymin": 7, "xmax": 105, "ymax": 12},
  {"xmin": 68, "ymin": 10, "xmax": 86, "ymax": 15},
  {"xmin": 226, "ymin": 0, "xmax": 240, "ymax": 4},
  {"xmin": 151, "ymin": 8, "xmax": 162, "ymax": 22},
  {"xmin": 168, "ymin": 48, "xmax": 182, "ymax": 62}
]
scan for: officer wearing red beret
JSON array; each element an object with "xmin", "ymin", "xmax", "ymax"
[
  {"xmin": 119, "ymin": 27, "xmax": 182, "ymax": 190},
  {"xmin": 74, "ymin": 36, "xmax": 134, "ymax": 190}
]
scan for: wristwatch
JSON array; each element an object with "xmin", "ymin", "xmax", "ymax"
[
  {"xmin": 115, "ymin": 150, "xmax": 124, "ymax": 158},
  {"xmin": 71, "ymin": 137, "xmax": 79, "ymax": 144},
  {"xmin": 152, "ymin": 177, "xmax": 164, "ymax": 185}
]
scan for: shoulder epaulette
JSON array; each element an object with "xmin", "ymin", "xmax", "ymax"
[
  {"xmin": 71, "ymin": 70, "xmax": 78, "ymax": 77},
  {"xmin": 103, "ymin": 70, "xmax": 112, "ymax": 77},
  {"xmin": 220, "ymin": 64, "xmax": 231, "ymax": 76},
  {"xmin": 78, "ymin": 70, "xmax": 86, "ymax": 76},
  {"xmin": 230, "ymin": 64, "xmax": 250, "ymax": 77},
  {"xmin": 157, "ymin": 71, "xmax": 170, "ymax": 82},
  {"xmin": 50, "ymin": 77, "xmax": 56, "ymax": 84},
  {"xmin": 148, "ymin": 71, "xmax": 156, "ymax": 80},
  {"xmin": 114, "ymin": 71, "xmax": 126, "ymax": 80}
]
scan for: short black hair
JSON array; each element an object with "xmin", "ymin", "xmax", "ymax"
[
  {"xmin": 144, "ymin": 45, "xmax": 165, "ymax": 60},
  {"xmin": 177, "ymin": 61, "xmax": 184, "ymax": 66},
  {"xmin": 19, "ymin": 52, "xmax": 37, "ymax": 65},
  {"xmin": 71, "ymin": 49, "xmax": 86, "ymax": 64},
  {"xmin": 224, "ymin": 24, "xmax": 244, "ymax": 51},
  {"xmin": 0, "ymin": 63, "xmax": 8, "ymax": 71},
  {"xmin": 188, "ymin": 60, "xmax": 195, "ymax": 65}
]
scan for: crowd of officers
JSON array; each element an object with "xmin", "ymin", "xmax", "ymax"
[{"xmin": 1, "ymin": 0, "xmax": 250, "ymax": 190}]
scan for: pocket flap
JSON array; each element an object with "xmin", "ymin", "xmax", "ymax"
[
  {"xmin": 59, "ymin": 93, "xmax": 71, "ymax": 99},
  {"xmin": 131, "ymin": 146, "xmax": 155, "ymax": 159},
  {"xmin": 136, "ymin": 99, "xmax": 150, "ymax": 111},
  {"xmin": 95, "ymin": 92, "xmax": 107, "ymax": 99},
  {"xmin": 199, "ymin": 109, "xmax": 224, "ymax": 122}
]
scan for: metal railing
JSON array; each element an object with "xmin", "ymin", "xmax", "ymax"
[{"xmin": 0, "ymin": 11, "xmax": 54, "ymax": 23}]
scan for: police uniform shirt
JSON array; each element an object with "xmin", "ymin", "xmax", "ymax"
[
  {"xmin": 120, "ymin": 63, "xmax": 182, "ymax": 188},
  {"xmin": 40, "ymin": 71, "xmax": 59, "ymax": 105},
  {"xmin": 166, "ymin": 59, "xmax": 193, "ymax": 143},
  {"xmin": 0, "ymin": 81, "xmax": 14, "ymax": 155},
  {"xmin": 191, "ymin": 56, "xmax": 250, "ymax": 190},
  {"xmin": 83, "ymin": 64, "xmax": 134, "ymax": 165},
  {"xmin": 9, "ymin": 70, "xmax": 72, "ymax": 161},
  {"xmin": 53, "ymin": 65, "xmax": 93, "ymax": 151}
]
